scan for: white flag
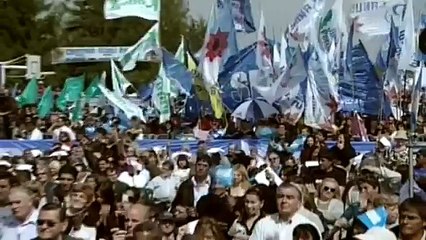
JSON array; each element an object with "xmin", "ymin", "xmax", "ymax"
[
  {"xmin": 104, "ymin": 0, "xmax": 160, "ymax": 21},
  {"xmin": 110, "ymin": 60, "xmax": 134, "ymax": 96},
  {"xmin": 398, "ymin": 0, "xmax": 417, "ymax": 70},
  {"xmin": 119, "ymin": 22, "xmax": 162, "ymax": 71}
]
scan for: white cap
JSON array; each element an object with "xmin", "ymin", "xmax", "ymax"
[
  {"xmin": 0, "ymin": 160, "xmax": 12, "ymax": 168},
  {"xmin": 152, "ymin": 146, "xmax": 166, "ymax": 154},
  {"xmin": 49, "ymin": 151, "xmax": 69, "ymax": 157},
  {"xmin": 207, "ymin": 148, "xmax": 225, "ymax": 154},
  {"xmin": 171, "ymin": 151, "xmax": 192, "ymax": 160},
  {"xmin": 31, "ymin": 149, "xmax": 43, "ymax": 158},
  {"xmin": 354, "ymin": 227, "xmax": 397, "ymax": 240},
  {"xmin": 15, "ymin": 164, "xmax": 33, "ymax": 172}
]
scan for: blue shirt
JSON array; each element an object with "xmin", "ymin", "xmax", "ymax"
[{"xmin": 0, "ymin": 209, "xmax": 38, "ymax": 240}]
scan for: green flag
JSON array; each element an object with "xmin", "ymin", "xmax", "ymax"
[
  {"xmin": 17, "ymin": 78, "xmax": 38, "ymax": 107},
  {"xmin": 37, "ymin": 86, "xmax": 54, "ymax": 118},
  {"xmin": 56, "ymin": 75, "xmax": 85, "ymax": 111},
  {"xmin": 71, "ymin": 97, "xmax": 84, "ymax": 122},
  {"xmin": 85, "ymin": 74, "xmax": 102, "ymax": 99}
]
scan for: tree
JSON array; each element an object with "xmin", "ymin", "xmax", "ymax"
[
  {"xmin": 0, "ymin": 0, "xmax": 58, "ymax": 87},
  {"xmin": 53, "ymin": 0, "xmax": 207, "ymax": 86}
]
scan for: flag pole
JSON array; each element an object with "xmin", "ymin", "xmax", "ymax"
[{"xmin": 408, "ymin": 66, "xmax": 419, "ymax": 198}]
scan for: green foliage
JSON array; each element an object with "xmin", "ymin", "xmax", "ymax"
[
  {"xmin": 53, "ymin": 0, "xmax": 207, "ymax": 86},
  {"xmin": 0, "ymin": 0, "xmax": 206, "ymax": 88},
  {"xmin": 0, "ymin": 0, "xmax": 58, "ymax": 87}
]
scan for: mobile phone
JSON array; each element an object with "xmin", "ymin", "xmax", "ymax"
[{"xmin": 117, "ymin": 214, "xmax": 126, "ymax": 230}]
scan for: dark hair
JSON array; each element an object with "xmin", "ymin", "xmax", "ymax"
[
  {"xmin": 292, "ymin": 224, "xmax": 321, "ymax": 240},
  {"xmin": 161, "ymin": 161, "xmax": 174, "ymax": 171},
  {"xmin": 239, "ymin": 187, "xmax": 265, "ymax": 223},
  {"xmin": 97, "ymin": 181, "xmax": 116, "ymax": 208},
  {"xmin": 0, "ymin": 171, "xmax": 15, "ymax": 186},
  {"xmin": 196, "ymin": 154, "xmax": 211, "ymax": 166},
  {"xmin": 277, "ymin": 183, "xmax": 302, "ymax": 201},
  {"xmin": 40, "ymin": 203, "xmax": 67, "ymax": 222},
  {"xmin": 58, "ymin": 164, "xmax": 78, "ymax": 180},
  {"xmin": 399, "ymin": 197, "xmax": 426, "ymax": 221},
  {"xmin": 357, "ymin": 174, "xmax": 380, "ymax": 192}
]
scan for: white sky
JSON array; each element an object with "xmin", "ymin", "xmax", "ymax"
[{"xmin": 187, "ymin": 0, "xmax": 426, "ymax": 48}]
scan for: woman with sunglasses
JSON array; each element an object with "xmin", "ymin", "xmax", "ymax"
[{"xmin": 315, "ymin": 178, "xmax": 344, "ymax": 229}]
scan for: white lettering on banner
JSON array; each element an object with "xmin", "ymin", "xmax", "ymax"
[
  {"xmin": 385, "ymin": 4, "xmax": 405, "ymax": 23},
  {"xmin": 292, "ymin": 98, "xmax": 304, "ymax": 110},
  {"xmin": 52, "ymin": 47, "xmax": 131, "ymax": 64},
  {"xmin": 110, "ymin": 0, "xmax": 159, "ymax": 11},
  {"xmin": 231, "ymin": 0, "xmax": 244, "ymax": 31},
  {"xmin": 351, "ymin": 1, "xmax": 386, "ymax": 15},
  {"xmin": 291, "ymin": 3, "xmax": 313, "ymax": 30}
]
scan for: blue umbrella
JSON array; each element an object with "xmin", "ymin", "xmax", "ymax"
[{"xmin": 231, "ymin": 99, "xmax": 279, "ymax": 122}]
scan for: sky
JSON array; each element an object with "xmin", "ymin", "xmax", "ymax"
[
  {"xmin": 187, "ymin": 0, "xmax": 305, "ymax": 47},
  {"xmin": 187, "ymin": 0, "xmax": 426, "ymax": 48}
]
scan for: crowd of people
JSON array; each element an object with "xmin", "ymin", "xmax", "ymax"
[{"xmin": 0, "ymin": 93, "xmax": 424, "ymax": 240}]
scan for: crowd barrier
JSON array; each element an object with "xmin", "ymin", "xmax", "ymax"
[{"xmin": 0, "ymin": 139, "xmax": 379, "ymax": 156}]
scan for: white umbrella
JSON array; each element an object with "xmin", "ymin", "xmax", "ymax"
[{"xmin": 231, "ymin": 99, "xmax": 279, "ymax": 121}]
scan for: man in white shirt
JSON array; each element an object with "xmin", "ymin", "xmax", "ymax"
[
  {"xmin": 1, "ymin": 186, "xmax": 39, "ymax": 240},
  {"xmin": 146, "ymin": 161, "xmax": 180, "ymax": 204},
  {"xmin": 49, "ymin": 117, "xmax": 76, "ymax": 141},
  {"xmin": 0, "ymin": 171, "xmax": 13, "ymax": 239},
  {"xmin": 26, "ymin": 121, "xmax": 43, "ymax": 140},
  {"xmin": 250, "ymin": 183, "xmax": 322, "ymax": 240},
  {"xmin": 117, "ymin": 165, "xmax": 151, "ymax": 189}
]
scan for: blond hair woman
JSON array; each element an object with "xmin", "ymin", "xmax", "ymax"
[
  {"xmin": 229, "ymin": 164, "xmax": 251, "ymax": 198},
  {"xmin": 315, "ymin": 178, "xmax": 344, "ymax": 228}
]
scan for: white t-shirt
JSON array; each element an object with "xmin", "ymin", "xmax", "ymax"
[
  {"xmin": 249, "ymin": 213, "xmax": 322, "ymax": 240},
  {"xmin": 117, "ymin": 169, "xmax": 151, "ymax": 188},
  {"xmin": 53, "ymin": 126, "xmax": 76, "ymax": 141},
  {"xmin": 69, "ymin": 225, "xmax": 96, "ymax": 240},
  {"xmin": 28, "ymin": 128, "xmax": 43, "ymax": 140}
]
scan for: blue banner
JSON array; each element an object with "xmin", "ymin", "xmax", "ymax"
[
  {"xmin": 339, "ymin": 41, "xmax": 386, "ymax": 115},
  {"xmin": 0, "ymin": 139, "xmax": 377, "ymax": 157}
]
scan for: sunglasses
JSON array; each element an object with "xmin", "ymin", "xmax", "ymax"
[
  {"xmin": 37, "ymin": 219, "xmax": 58, "ymax": 227},
  {"xmin": 323, "ymin": 186, "xmax": 336, "ymax": 193}
]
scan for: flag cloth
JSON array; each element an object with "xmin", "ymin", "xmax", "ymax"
[
  {"xmin": 37, "ymin": 86, "xmax": 54, "ymax": 118},
  {"xmin": 162, "ymin": 48, "xmax": 193, "ymax": 95},
  {"xmin": 209, "ymin": 86, "xmax": 225, "ymax": 119},
  {"xmin": 229, "ymin": 0, "xmax": 255, "ymax": 33},
  {"xmin": 111, "ymin": 60, "xmax": 134, "ymax": 96},
  {"xmin": 120, "ymin": 22, "xmax": 162, "ymax": 71},
  {"xmin": 351, "ymin": 112, "xmax": 369, "ymax": 142},
  {"xmin": 152, "ymin": 65, "xmax": 171, "ymax": 123},
  {"xmin": 175, "ymin": 35, "xmax": 185, "ymax": 63},
  {"xmin": 104, "ymin": 0, "xmax": 160, "ymax": 21},
  {"xmin": 289, "ymin": 0, "xmax": 325, "ymax": 36},
  {"xmin": 280, "ymin": 33, "xmax": 288, "ymax": 72},
  {"xmin": 398, "ymin": 0, "xmax": 417, "ymax": 71},
  {"xmin": 411, "ymin": 66, "xmax": 423, "ymax": 128},
  {"xmin": 199, "ymin": 0, "xmax": 238, "ymax": 88},
  {"xmin": 17, "ymin": 78, "xmax": 38, "ymax": 107},
  {"xmin": 256, "ymin": 11, "xmax": 273, "ymax": 76},
  {"xmin": 56, "ymin": 75, "xmax": 85, "ymax": 111},
  {"xmin": 98, "ymin": 84, "xmax": 146, "ymax": 122},
  {"xmin": 85, "ymin": 74, "xmax": 103, "ymax": 98},
  {"xmin": 71, "ymin": 97, "xmax": 83, "ymax": 122}
]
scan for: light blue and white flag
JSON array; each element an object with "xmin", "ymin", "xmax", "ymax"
[
  {"xmin": 289, "ymin": 0, "xmax": 325, "ymax": 36},
  {"xmin": 357, "ymin": 207, "xmax": 388, "ymax": 230},
  {"xmin": 98, "ymin": 84, "xmax": 146, "ymax": 122},
  {"xmin": 104, "ymin": 0, "xmax": 160, "ymax": 21},
  {"xmin": 110, "ymin": 60, "xmax": 134, "ymax": 96},
  {"xmin": 398, "ymin": 0, "xmax": 417, "ymax": 71},
  {"xmin": 230, "ymin": 0, "xmax": 256, "ymax": 33},
  {"xmin": 411, "ymin": 66, "xmax": 423, "ymax": 127},
  {"xmin": 152, "ymin": 65, "xmax": 171, "ymax": 123},
  {"xmin": 120, "ymin": 22, "xmax": 162, "ymax": 71}
]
